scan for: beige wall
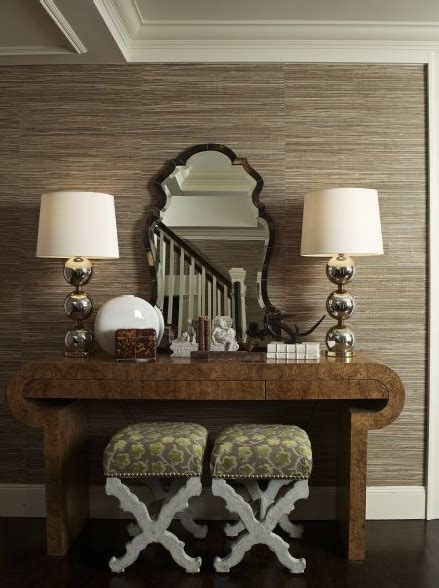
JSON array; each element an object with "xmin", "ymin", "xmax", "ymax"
[{"xmin": 0, "ymin": 64, "xmax": 427, "ymax": 486}]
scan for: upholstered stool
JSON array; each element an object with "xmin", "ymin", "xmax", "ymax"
[
  {"xmin": 210, "ymin": 424, "xmax": 312, "ymax": 573},
  {"xmin": 104, "ymin": 421, "xmax": 208, "ymax": 574}
]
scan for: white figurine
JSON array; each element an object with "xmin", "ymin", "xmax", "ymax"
[
  {"xmin": 170, "ymin": 319, "xmax": 198, "ymax": 357},
  {"xmin": 211, "ymin": 318, "xmax": 239, "ymax": 352},
  {"xmin": 178, "ymin": 319, "xmax": 197, "ymax": 344}
]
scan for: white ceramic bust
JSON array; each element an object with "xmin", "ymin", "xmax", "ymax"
[{"xmin": 211, "ymin": 317, "xmax": 239, "ymax": 351}]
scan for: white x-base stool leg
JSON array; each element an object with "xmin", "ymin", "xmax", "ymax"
[
  {"xmin": 224, "ymin": 479, "xmax": 304, "ymax": 539},
  {"xmin": 212, "ymin": 478, "xmax": 309, "ymax": 574},
  {"xmin": 106, "ymin": 476, "xmax": 203, "ymax": 574},
  {"xmin": 127, "ymin": 478, "xmax": 208, "ymax": 540}
]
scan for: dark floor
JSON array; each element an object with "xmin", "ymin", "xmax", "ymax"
[{"xmin": 0, "ymin": 518, "xmax": 438, "ymax": 588}]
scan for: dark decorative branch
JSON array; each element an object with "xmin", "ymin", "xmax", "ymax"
[{"xmin": 264, "ymin": 310, "xmax": 325, "ymax": 344}]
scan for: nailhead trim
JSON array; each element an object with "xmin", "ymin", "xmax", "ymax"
[
  {"xmin": 105, "ymin": 471, "xmax": 202, "ymax": 478},
  {"xmin": 104, "ymin": 472, "xmax": 309, "ymax": 480},
  {"xmin": 211, "ymin": 474, "xmax": 310, "ymax": 480}
]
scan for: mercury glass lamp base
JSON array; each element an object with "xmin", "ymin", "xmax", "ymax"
[
  {"xmin": 325, "ymin": 254, "xmax": 357, "ymax": 358},
  {"xmin": 63, "ymin": 257, "xmax": 94, "ymax": 358},
  {"xmin": 64, "ymin": 326, "xmax": 94, "ymax": 357}
]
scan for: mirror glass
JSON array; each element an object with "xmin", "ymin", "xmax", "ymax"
[{"xmin": 152, "ymin": 147, "xmax": 270, "ymax": 345}]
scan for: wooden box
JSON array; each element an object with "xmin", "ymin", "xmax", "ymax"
[{"xmin": 115, "ymin": 328, "xmax": 156, "ymax": 362}]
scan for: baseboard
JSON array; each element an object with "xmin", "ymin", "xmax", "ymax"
[
  {"xmin": 365, "ymin": 486, "xmax": 426, "ymax": 520},
  {"xmin": 0, "ymin": 483, "xmax": 426, "ymax": 520}
]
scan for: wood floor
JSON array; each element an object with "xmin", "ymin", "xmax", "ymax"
[{"xmin": 0, "ymin": 518, "xmax": 438, "ymax": 587}]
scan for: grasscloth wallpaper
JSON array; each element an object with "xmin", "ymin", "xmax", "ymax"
[{"xmin": 0, "ymin": 64, "xmax": 427, "ymax": 486}]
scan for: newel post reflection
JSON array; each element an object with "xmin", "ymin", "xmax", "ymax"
[{"xmin": 229, "ymin": 268, "xmax": 247, "ymax": 342}]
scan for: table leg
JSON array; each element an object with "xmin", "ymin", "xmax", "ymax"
[
  {"xmin": 336, "ymin": 404, "xmax": 368, "ymax": 560},
  {"xmin": 43, "ymin": 401, "xmax": 89, "ymax": 556}
]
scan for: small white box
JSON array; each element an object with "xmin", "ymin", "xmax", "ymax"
[
  {"xmin": 304, "ymin": 343, "xmax": 320, "ymax": 356},
  {"xmin": 304, "ymin": 342, "xmax": 320, "ymax": 359},
  {"xmin": 295, "ymin": 344, "xmax": 304, "ymax": 360},
  {"xmin": 267, "ymin": 341, "xmax": 320, "ymax": 360}
]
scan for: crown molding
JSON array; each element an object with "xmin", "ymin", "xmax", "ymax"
[
  {"xmin": 39, "ymin": 0, "xmax": 87, "ymax": 55},
  {"xmin": 127, "ymin": 40, "xmax": 436, "ymax": 64},
  {"xmin": 93, "ymin": 0, "xmax": 131, "ymax": 60},
  {"xmin": 94, "ymin": 0, "xmax": 439, "ymax": 63},
  {"xmin": 132, "ymin": 18, "xmax": 439, "ymax": 42}
]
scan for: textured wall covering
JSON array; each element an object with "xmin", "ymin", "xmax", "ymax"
[{"xmin": 0, "ymin": 64, "xmax": 427, "ymax": 487}]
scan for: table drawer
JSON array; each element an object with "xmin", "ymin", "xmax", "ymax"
[
  {"xmin": 266, "ymin": 379, "xmax": 388, "ymax": 400},
  {"xmin": 24, "ymin": 379, "xmax": 265, "ymax": 400}
]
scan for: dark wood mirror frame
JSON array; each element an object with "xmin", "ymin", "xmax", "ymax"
[
  {"xmin": 145, "ymin": 143, "xmax": 324, "ymax": 343},
  {"xmin": 145, "ymin": 143, "xmax": 277, "ymax": 319}
]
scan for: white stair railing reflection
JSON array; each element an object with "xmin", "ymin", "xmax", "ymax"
[
  {"xmin": 155, "ymin": 224, "xmax": 234, "ymax": 338},
  {"xmin": 167, "ymin": 243, "xmax": 175, "ymax": 325},
  {"xmin": 177, "ymin": 248, "xmax": 185, "ymax": 337}
]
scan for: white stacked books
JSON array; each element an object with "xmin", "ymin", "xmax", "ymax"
[
  {"xmin": 170, "ymin": 341, "xmax": 198, "ymax": 357},
  {"xmin": 266, "ymin": 342, "xmax": 320, "ymax": 360}
]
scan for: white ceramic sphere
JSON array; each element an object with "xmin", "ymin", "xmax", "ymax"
[
  {"xmin": 154, "ymin": 306, "xmax": 165, "ymax": 345},
  {"xmin": 94, "ymin": 295, "xmax": 160, "ymax": 356}
]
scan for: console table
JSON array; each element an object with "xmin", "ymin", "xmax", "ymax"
[{"xmin": 6, "ymin": 354, "xmax": 404, "ymax": 561}]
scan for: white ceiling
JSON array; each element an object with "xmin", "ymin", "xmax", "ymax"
[
  {"xmin": 0, "ymin": 0, "xmax": 66, "ymax": 48},
  {"xmin": 0, "ymin": 0, "xmax": 123, "ymax": 64},
  {"xmin": 1, "ymin": 0, "xmax": 439, "ymax": 64},
  {"xmin": 134, "ymin": 0, "xmax": 439, "ymax": 22}
]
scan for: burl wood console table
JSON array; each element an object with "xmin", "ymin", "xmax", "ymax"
[{"xmin": 6, "ymin": 354, "xmax": 404, "ymax": 561}]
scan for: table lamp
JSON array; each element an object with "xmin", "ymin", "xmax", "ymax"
[
  {"xmin": 36, "ymin": 191, "xmax": 119, "ymax": 357},
  {"xmin": 300, "ymin": 187, "xmax": 383, "ymax": 358}
]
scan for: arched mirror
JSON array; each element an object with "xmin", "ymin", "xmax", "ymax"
[{"xmin": 146, "ymin": 144, "xmax": 282, "ymax": 348}]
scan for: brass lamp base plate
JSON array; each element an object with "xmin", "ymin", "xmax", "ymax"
[
  {"xmin": 65, "ymin": 351, "xmax": 91, "ymax": 358},
  {"xmin": 326, "ymin": 350, "xmax": 355, "ymax": 358}
]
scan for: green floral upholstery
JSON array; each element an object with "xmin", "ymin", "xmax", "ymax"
[
  {"xmin": 104, "ymin": 422, "xmax": 208, "ymax": 478},
  {"xmin": 210, "ymin": 424, "xmax": 312, "ymax": 480}
]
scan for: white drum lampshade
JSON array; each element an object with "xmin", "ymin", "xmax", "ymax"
[
  {"xmin": 37, "ymin": 191, "xmax": 119, "ymax": 259},
  {"xmin": 300, "ymin": 187, "xmax": 384, "ymax": 358},
  {"xmin": 300, "ymin": 188, "xmax": 383, "ymax": 257}
]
